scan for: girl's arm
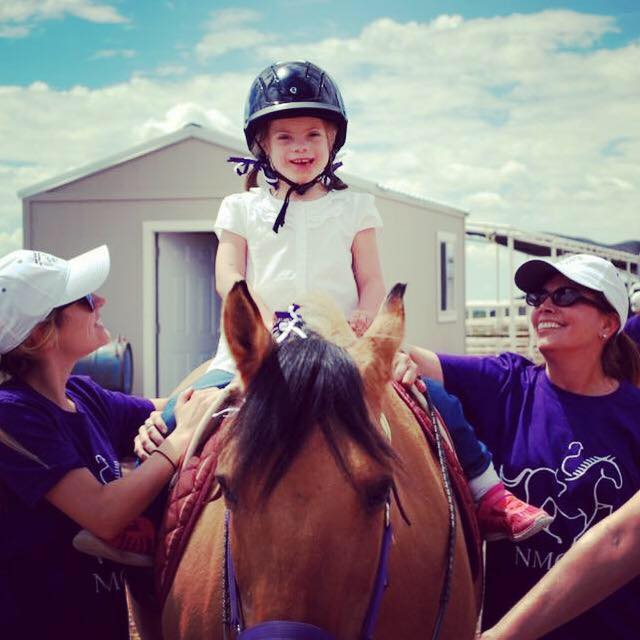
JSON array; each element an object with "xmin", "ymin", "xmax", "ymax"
[
  {"xmin": 45, "ymin": 388, "xmax": 217, "ymax": 540},
  {"xmin": 482, "ymin": 489, "xmax": 640, "ymax": 640},
  {"xmin": 215, "ymin": 230, "xmax": 248, "ymax": 298},
  {"xmin": 216, "ymin": 230, "xmax": 272, "ymax": 326},
  {"xmin": 351, "ymin": 228, "xmax": 386, "ymax": 334}
]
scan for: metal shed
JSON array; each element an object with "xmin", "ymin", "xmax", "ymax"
[{"xmin": 19, "ymin": 124, "xmax": 467, "ymax": 396}]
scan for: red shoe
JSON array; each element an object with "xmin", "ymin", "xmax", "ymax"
[
  {"xmin": 476, "ymin": 483, "xmax": 553, "ymax": 542},
  {"xmin": 72, "ymin": 516, "xmax": 156, "ymax": 567}
]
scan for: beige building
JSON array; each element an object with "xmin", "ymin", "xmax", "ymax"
[{"xmin": 19, "ymin": 125, "xmax": 467, "ymax": 396}]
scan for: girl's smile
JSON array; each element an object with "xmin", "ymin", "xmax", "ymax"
[{"xmin": 264, "ymin": 116, "xmax": 333, "ymax": 191}]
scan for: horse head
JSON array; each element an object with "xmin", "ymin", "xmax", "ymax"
[
  {"xmin": 162, "ymin": 283, "xmax": 480, "ymax": 640},
  {"xmin": 215, "ymin": 281, "xmax": 404, "ymax": 638}
]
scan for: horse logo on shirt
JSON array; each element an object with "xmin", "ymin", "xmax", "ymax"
[
  {"xmin": 94, "ymin": 454, "xmax": 120, "ymax": 484},
  {"xmin": 500, "ymin": 441, "xmax": 623, "ymax": 545}
]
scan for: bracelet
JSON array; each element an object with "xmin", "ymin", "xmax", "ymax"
[{"xmin": 152, "ymin": 448, "xmax": 177, "ymax": 472}]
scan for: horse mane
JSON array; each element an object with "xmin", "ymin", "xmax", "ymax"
[{"xmin": 227, "ymin": 325, "xmax": 396, "ymax": 501}]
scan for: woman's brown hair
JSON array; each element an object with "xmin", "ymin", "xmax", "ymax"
[
  {"xmin": 603, "ymin": 331, "xmax": 640, "ymax": 387},
  {"xmin": 0, "ymin": 309, "xmax": 62, "ymax": 379}
]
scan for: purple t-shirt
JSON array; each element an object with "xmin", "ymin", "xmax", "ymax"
[
  {"xmin": 625, "ymin": 314, "xmax": 640, "ymax": 347},
  {"xmin": 439, "ymin": 352, "xmax": 640, "ymax": 639},
  {"xmin": 0, "ymin": 375, "xmax": 154, "ymax": 640}
]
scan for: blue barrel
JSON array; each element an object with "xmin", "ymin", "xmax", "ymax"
[{"xmin": 72, "ymin": 338, "xmax": 133, "ymax": 394}]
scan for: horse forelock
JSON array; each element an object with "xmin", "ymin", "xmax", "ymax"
[
  {"xmin": 295, "ymin": 292, "xmax": 356, "ymax": 349},
  {"xmin": 226, "ymin": 328, "xmax": 395, "ymax": 501}
]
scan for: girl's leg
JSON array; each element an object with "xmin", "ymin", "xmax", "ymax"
[{"xmin": 423, "ymin": 377, "xmax": 552, "ymax": 542}]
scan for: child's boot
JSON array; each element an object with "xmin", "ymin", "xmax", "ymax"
[{"xmin": 476, "ymin": 482, "xmax": 553, "ymax": 542}]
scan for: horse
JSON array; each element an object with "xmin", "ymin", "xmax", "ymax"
[{"xmin": 159, "ymin": 282, "xmax": 482, "ymax": 639}]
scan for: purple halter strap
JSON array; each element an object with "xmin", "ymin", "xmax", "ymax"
[{"xmin": 223, "ymin": 502, "xmax": 393, "ymax": 640}]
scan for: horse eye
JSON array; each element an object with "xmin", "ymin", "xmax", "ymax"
[
  {"xmin": 215, "ymin": 475, "xmax": 238, "ymax": 505},
  {"xmin": 364, "ymin": 477, "xmax": 392, "ymax": 510}
]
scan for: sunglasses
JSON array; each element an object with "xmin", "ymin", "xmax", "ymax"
[
  {"xmin": 525, "ymin": 286, "xmax": 610, "ymax": 312},
  {"xmin": 58, "ymin": 293, "xmax": 96, "ymax": 312}
]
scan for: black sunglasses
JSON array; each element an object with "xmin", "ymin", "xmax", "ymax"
[
  {"xmin": 58, "ymin": 293, "xmax": 96, "ymax": 312},
  {"xmin": 525, "ymin": 286, "xmax": 610, "ymax": 312}
]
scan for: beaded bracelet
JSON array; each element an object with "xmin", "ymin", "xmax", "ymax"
[{"xmin": 152, "ymin": 448, "xmax": 177, "ymax": 471}]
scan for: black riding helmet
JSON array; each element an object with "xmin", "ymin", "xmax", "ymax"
[{"xmin": 244, "ymin": 61, "xmax": 348, "ymax": 158}]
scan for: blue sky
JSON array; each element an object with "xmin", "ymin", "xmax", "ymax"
[
  {"xmin": 3, "ymin": 1, "xmax": 639, "ymax": 89},
  {"xmin": 1, "ymin": 0, "xmax": 639, "ymax": 297}
]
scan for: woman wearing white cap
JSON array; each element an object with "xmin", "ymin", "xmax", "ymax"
[
  {"xmin": 395, "ymin": 253, "xmax": 640, "ymax": 639},
  {"xmin": 0, "ymin": 246, "xmax": 214, "ymax": 640}
]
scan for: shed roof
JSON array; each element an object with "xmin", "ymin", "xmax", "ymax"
[{"xmin": 18, "ymin": 124, "xmax": 466, "ymax": 218}]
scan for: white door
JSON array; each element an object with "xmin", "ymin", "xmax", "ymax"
[{"xmin": 156, "ymin": 232, "xmax": 220, "ymax": 396}]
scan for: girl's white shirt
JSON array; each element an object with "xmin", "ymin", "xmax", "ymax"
[{"xmin": 208, "ymin": 187, "xmax": 383, "ymax": 373}]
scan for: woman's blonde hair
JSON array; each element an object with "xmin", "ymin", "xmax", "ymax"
[{"xmin": 0, "ymin": 309, "xmax": 62, "ymax": 379}]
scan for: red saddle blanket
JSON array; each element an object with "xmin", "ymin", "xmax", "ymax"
[{"xmin": 155, "ymin": 384, "xmax": 483, "ymax": 604}]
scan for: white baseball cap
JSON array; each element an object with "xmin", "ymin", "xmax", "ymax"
[
  {"xmin": 0, "ymin": 245, "xmax": 110, "ymax": 354},
  {"xmin": 515, "ymin": 253, "xmax": 628, "ymax": 331}
]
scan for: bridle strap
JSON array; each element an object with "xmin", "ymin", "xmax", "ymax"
[
  {"xmin": 223, "ymin": 500, "xmax": 393, "ymax": 639},
  {"xmin": 225, "ymin": 509, "xmax": 244, "ymax": 632},
  {"xmin": 360, "ymin": 502, "xmax": 393, "ymax": 640},
  {"xmin": 410, "ymin": 383, "xmax": 457, "ymax": 640}
]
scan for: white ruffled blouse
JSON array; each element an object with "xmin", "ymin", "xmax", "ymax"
[{"xmin": 208, "ymin": 187, "xmax": 383, "ymax": 373}]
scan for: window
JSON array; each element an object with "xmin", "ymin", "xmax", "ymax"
[{"xmin": 436, "ymin": 231, "xmax": 457, "ymax": 322}]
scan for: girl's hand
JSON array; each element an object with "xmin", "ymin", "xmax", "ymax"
[
  {"xmin": 134, "ymin": 411, "xmax": 168, "ymax": 460},
  {"xmin": 349, "ymin": 309, "xmax": 373, "ymax": 337},
  {"xmin": 393, "ymin": 351, "xmax": 426, "ymax": 391}
]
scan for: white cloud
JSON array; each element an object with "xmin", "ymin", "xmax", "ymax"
[
  {"xmin": 0, "ymin": 24, "xmax": 29, "ymax": 38},
  {"xmin": 0, "ymin": 227, "xmax": 22, "ymax": 258},
  {"xmin": 0, "ymin": 0, "xmax": 127, "ymax": 23},
  {"xmin": 91, "ymin": 49, "xmax": 136, "ymax": 60},
  {"xmin": 1, "ymin": 9, "xmax": 639, "ymax": 272},
  {"xmin": 139, "ymin": 102, "xmax": 238, "ymax": 140},
  {"xmin": 0, "ymin": 0, "xmax": 128, "ymax": 37},
  {"xmin": 195, "ymin": 8, "xmax": 275, "ymax": 60},
  {"xmin": 154, "ymin": 64, "xmax": 188, "ymax": 77}
]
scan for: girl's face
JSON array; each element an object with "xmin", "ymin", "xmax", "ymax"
[
  {"xmin": 531, "ymin": 274, "xmax": 619, "ymax": 357},
  {"xmin": 264, "ymin": 116, "xmax": 333, "ymax": 185},
  {"xmin": 56, "ymin": 293, "xmax": 110, "ymax": 360}
]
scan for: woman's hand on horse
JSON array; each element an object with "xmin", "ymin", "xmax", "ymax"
[
  {"xmin": 393, "ymin": 351, "xmax": 426, "ymax": 392},
  {"xmin": 173, "ymin": 387, "xmax": 223, "ymax": 440},
  {"xmin": 134, "ymin": 410, "xmax": 168, "ymax": 460}
]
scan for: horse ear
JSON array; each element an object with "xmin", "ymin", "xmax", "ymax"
[
  {"xmin": 223, "ymin": 280, "xmax": 274, "ymax": 387},
  {"xmin": 350, "ymin": 284, "xmax": 406, "ymax": 410}
]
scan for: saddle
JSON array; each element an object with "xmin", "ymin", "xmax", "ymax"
[{"xmin": 155, "ymin": 384, "xmax": 483, "ymax": 605}]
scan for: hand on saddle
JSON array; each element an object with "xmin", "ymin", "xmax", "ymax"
[
  {"xmin": 134, "ymin": 410, "xmax": 169, "ymax": 460},
  {"xmin": 393, "ymin": 350, "xmax": 426, "ymax": 392},
  {"xmin": 173, "ymin": 387, "xmax": 224, "ymax": 442}
]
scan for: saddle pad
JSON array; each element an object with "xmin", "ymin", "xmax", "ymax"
[
  {"xmin": 156, "ymin": 426, "xmax": 225, "ymax": 604},
  {"xmin": 392, "ymin": 382, "xmax": 483, "ymax": 582}
]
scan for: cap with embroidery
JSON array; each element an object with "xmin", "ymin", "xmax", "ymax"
[
  {"xmin": 0, "ymin": 245, "xmax": 110, "ymax": 354},
  {"xmin": 515, "ymin": 253, "xmax": 628, "ymax": 332}
]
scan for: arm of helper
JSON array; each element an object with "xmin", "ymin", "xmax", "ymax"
[
  {"xmin": 45, "ymin": 388, "xmax": 219, "ymax": 540},
  {"xmin": 481, "ymin": 489, "xmax": 640, "ymax": 640}
]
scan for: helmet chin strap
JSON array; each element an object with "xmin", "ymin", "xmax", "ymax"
[
  {"xmin": 228, "ymin": 147, "xmax": 342, "ymax": 234},
  {"xmin": 258, "ymin": 142, "xmax": 338, "ymax": 234}
]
